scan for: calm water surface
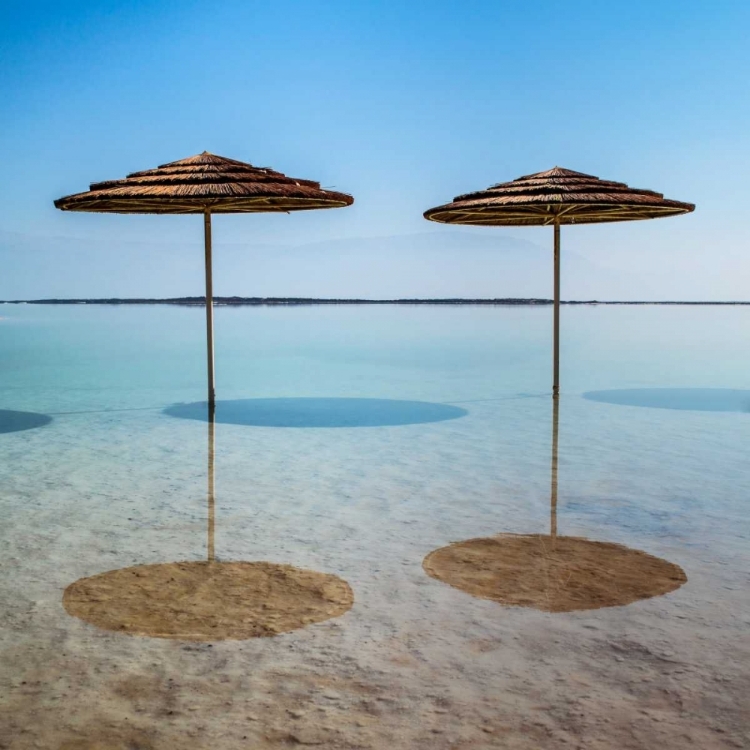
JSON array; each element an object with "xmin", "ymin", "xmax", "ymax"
[{"xmin": 0, "ymin": 304, "xmax": 748, "ymax": 749}]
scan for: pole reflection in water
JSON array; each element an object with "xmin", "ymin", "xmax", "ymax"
[
  {"xmin": 63, "ymin": 404, "xmax": 353, "ymax": 640},
  {"xmin": 550, "ymin": 395, "xmax": 559, "ymax": 541},
  {"xmin": 423, "ymin": 397, "xmax": 687, "ymax": 612},
  {"xmin": 207, "ymin": 404, "xmax": 215, "ymax": 563}
]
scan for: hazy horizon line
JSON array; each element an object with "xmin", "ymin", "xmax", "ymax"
[{"xmin": 3, "ymin": 297, "xmax": 749, "ymax": 306}]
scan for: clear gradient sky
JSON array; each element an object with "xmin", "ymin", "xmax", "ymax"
[{"xmin": 1, "ymin": 1, "xmax": 749, "ymax": 300}]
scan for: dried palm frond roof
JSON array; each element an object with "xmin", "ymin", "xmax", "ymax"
[
  {"xmin": 424, "ymin": 167, "xmax": 694, "ymax": 226},
  {"xmin": 55, "ymin": 152, "xmax": 353, "ymax": 214}
]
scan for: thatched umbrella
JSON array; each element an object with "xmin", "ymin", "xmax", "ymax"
[
  {"xmin": 55, "ymin": 152, "xmax": 353, "ymax": 408},
  {"xmin": 424, "ymin": 167, "xmax": 694, "ymax": 397}
]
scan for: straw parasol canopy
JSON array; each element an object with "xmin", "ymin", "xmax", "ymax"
[
  {"xmin": 423, "ymin": 166, "xmax": 693, "ymax": 226},
  {"xmin": 54, "ymin": 151, "xmax": 353, "ymax": 214},
  {"xmin": 424, "ymin": 167, "xmax": 694, "ymax": 395},
  {"xmin": 55, "ymin": 152, "xmax": 353, "ymax": 406}
]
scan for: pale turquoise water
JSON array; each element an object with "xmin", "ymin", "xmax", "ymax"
[
  {"xmin": 2, "ymin": 303, "xmax": 748, "ymax": 536},
  {"xmin": 0, "ymin": 303, "xmax": 748, "ymax": 747}
]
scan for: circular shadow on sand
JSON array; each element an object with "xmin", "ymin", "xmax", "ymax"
[
  {"xmin": 423, "ymin": 535, "xmax": 686, "ymax": 612},
  {"xmin": 164, "ymin": 398, "xmax": 468, "ymax": 427},
  {"xmin": 0, "ymin": 409, "xmax": 52, "ymax": 434},
  {"xmin": 583, "ymin": 388, "xmax": 750, "ymax": 413},
  {"xmin": 63, "ymin": 561, "xmax": 353, "ymax": 640}
]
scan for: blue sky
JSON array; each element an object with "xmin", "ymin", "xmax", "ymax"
[{"xmin": 1, "ymin": 0, "xmax": 749, "ymax": 299}]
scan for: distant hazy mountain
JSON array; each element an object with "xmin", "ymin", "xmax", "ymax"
[{"xmin": 0, "ymin": 228, "xmax": 644, "ymax": 300}]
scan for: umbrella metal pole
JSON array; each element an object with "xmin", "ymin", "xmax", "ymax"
[
  {"xmin": 204, "ymin": 209, "xmax": 216, "ymax": 411},
  {"xmin": 207, "ymin": 408, "xmax": 216, "ymax": 562},
  {"xmin": 553, "ymin": 222, "xmax": 561, "ymax": 398},
  {"xmin": 550, "ymin": 395, "xmax": 559, "ymax": 541}
]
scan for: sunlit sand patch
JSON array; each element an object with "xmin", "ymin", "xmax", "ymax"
[
  {"xmin": 423, "ymin": 534, "xmax": 687, "ymax": 612},
  {"xmin": 63, "ymin": 561, "xmax": 353, "ymax": 640}
]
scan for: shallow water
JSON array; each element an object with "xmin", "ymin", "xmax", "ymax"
[{"xmin": 0, "ymin": 303, "xmax": 748, "ymax": 748}]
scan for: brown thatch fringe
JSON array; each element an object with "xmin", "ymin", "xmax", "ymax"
[
  {"xmin": 55, "ymin": 152, "xmax": 353, "ymax": 214},
  {"xmin": 424, "ymin": 167, "xmax": 694, "ymax": 226}
]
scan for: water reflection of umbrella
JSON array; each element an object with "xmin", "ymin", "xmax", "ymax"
[
  {"xmin": 423, "ymin": 399, "xmax": 687, "ymax": 612},
  {"xmin": 63, "ymin": 412, "xmax": 353, "ymax": 640},
  {"xmin": 424, "ymin": 168, "xmax": 694, "ymax": 397},
  {"xmin": 55, "ymin": 152, "xmax": 353, "ymax": 408}
]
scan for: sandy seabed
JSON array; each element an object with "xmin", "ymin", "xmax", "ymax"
[{"xmin": 1, "ymin": 397, "xmax": 748, "ymax": 749}]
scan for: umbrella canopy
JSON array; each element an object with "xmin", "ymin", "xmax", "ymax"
[
  {"xmin": 55, "ymin": 152, "xmax": 353, "ymax": 406},
  {"xmin": 54, "ymin": 151, "xmax": 353, "ymax": 214},
  {"xmin": 424, "ymin": 167, "xmax": 694, "ymax": 395},
  {"xmin": 423, "ymin": 166, "xmax": 693, "ymax": 225}
]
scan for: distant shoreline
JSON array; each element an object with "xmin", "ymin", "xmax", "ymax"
[{"xmin": 2, "ymin": 297, "xmax": 749, "ymax": 306}]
